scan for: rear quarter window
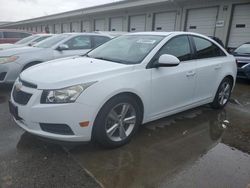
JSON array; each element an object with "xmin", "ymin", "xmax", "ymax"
[
  {"xmin": 92, "ymin": 36, "xmax": 110, "ymax": 48},
  {"xmin": 192, "ymin": 36, "xmax": 226, "ymax": 59}
]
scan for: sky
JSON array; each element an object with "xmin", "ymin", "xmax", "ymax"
[{"xmin": 0, "ymin": 0, "xmax": 122, "ymax": 22}]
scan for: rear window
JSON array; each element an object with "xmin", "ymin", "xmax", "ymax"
[{"xmin": 92, "ymin": 36, "xmax": 110, "ymax": 48}]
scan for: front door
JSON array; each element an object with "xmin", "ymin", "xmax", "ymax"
[{"xmin": 150, "ymin": 35, "xmax": 197, "ymax": 118}]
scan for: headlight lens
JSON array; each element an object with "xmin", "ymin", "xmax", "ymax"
[
  {"xmin": 41, "ymin": 82, "xmax": 97, "ymax": 104},
  {"xmin": 0, "ymin": 56, "xmax": 19, "ymax": 64}
]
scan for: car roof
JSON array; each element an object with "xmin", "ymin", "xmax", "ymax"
[
  {"xmin": 62, "ymin": 32, "xmax": 112, "ymax": 38},
  {"xmin": 126, "ymin": 31, "xmax": 211, "ymax": 37},
  {"xmin": 34, "ymin": 33, "xmax": 54, "ymax": 37}
]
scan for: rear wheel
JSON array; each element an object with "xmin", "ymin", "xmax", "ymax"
[
  {"xmin": 93, "ymin": 95, "xmax": 142, "ymax": 148},
  {"xmin": 211, "ymin": 78, "xmax": 233, "ymax": 109}
]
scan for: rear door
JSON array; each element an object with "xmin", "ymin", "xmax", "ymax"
[
  {"xmin": 150, "ymin": 35, "xmax": 197, "ymax": 117},
  {"xmin": 191, "ymin": 35, "xmax": 227, "ymax": 101},
  {"xmin": 53, "ymin": 35, "xmax": 92, "ymax": 58}
]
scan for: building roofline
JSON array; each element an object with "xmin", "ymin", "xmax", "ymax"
[{"xmin": 1, "ymin": 0, "xmax": 171, "ymax": 27}]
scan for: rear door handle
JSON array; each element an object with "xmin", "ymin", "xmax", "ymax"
[
  {"xmin": 186, "ymin": 71, "xmax": 196, "ymax": 77},
  {"xmin": 214, "ymin": 65, "xmax": 222, "ymax": 70}
]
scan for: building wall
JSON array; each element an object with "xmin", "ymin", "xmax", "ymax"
[{"xmin": 1, "ymin": 0, "xmax": 250, "ymax": 48}]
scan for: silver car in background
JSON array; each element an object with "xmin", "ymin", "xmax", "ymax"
[
  {"xmin": 0, "ymin": 33, "xmax": 112, "ymax": 84},
  {"xmin": 0, "ymin": 34, "xmax": 53, "ymax": 51}
]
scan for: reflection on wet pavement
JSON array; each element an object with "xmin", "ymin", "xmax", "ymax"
[
  {"xmin": 67, "ymin": 106, "xmax": 250, "ymax": 188},
  {"xmin": 0, "ymin": 82, "xmax": 250, "ymax": 188}
]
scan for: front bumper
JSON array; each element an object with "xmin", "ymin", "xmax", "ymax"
[
  {"xmin": 10, "ymin": 82, "xmax": 97, "ymax": 142},
  {"xmin": 0, "ymin": 62, "xmax": 22, "ymax": 84}
]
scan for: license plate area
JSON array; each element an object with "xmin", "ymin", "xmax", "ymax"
[{"xmin": 9, "ymin": 101, "xmax": 22, "ymax": 121}]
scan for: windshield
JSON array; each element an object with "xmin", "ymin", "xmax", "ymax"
[
  {"xmin": 234, "ymin": 44, "xmax": 250, "ymax": 55},
  {"xmin": 87, "ymin": 35, "xmax": 165, "ymax": 64},
  {"xmin": 15, "ymin": 35, "xmax": 38, "ymax": 44},
  {"xmin": 34, "ymin": 34, "xmax": 69, "ymax": 48},
  {"xmin": 32, "ymin": 36, "xmax": 52, "ymax": 44}
]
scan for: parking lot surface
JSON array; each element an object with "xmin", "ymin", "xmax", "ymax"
[{"xmin": 0, "ymin": 81, "xmax": 250, "ymax": 188}]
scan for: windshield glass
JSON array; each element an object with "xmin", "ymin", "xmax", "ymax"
[
  {"xmin": 87, "ymin": 35, "xmax": 165, "ymax": 64},
  {"xmin": 15, "ymin": 35, "xmax": 38, "ymax": 45},
  {"xmin": 34, "ymin": 34, "xmax": 69, "ymax": 48},
  {"xmin": 234, "ymin": 44, "xmax": 250, "ymax": 54}
]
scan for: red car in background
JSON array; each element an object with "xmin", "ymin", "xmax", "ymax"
[{"xmin": 0, "ymin": 29, "xmax": 32, "ymax": 44}]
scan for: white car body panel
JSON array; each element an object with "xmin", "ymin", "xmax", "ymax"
[
  {"xmin": 10, "ymin": 32, "xmax": 237, "ymax": 142},
  {"xmin": 0, "ymin": 33, "xmax": 112, "ymax": 84}
]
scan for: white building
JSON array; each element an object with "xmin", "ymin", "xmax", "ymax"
[{"xmin": 1, "ymin": 0, "xmax": 250, "ymax": 49}]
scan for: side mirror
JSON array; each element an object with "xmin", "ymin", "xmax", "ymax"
[
  {"xmin": 155, "ymin": 54, "xmax": 180, "ymax": 68},
  {"xmin": 57, "ymin": 44, "xmax": 69, "ymax": 51}
]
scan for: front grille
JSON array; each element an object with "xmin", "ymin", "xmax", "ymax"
[
  {"xmin": 13, "ymin": 87, "xmax": 32, "ymax": 105},
  {"xmin": 40, "ymin": 123, "xmax": 74, "ymax": 135},
  {"xmin": 19, "ymin": 78, "xmax": 37, "ymax": 89},
  {"xmin": 0, "ymin": 72, "xmax": 7, "ymax": 81}
]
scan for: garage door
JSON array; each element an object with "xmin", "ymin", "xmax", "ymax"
[
  {"xmin": 62, "ymin": 23, "xmax": 70, "ymax": 33},
  {"xmin": 48, "ymin": 25, "xmax": 53, "ymax": 33},
  {"xmin": 154, "ymin": 12, "xmax": 177, "ymax": 31},
  {"xmin": 55, "ymin": 24, "xmax": 61, "ymax": 33},
  {"xmin": 71, "ymin": 21, "xmax": 81, "ymax": 32},
  {"xmin": 110, "ymin": 17, "xmax": 123, "ymax": 31},
  {"xmin": 129, "ymin": 15, "xmax": 146, "ymax": 32},
  {"xmin": 228, "ymin": 4, "xmax": 250, "ymax": 48},
  {"xmin": 186, "ymin": 7, "xmax": 218, "ymax": 36},
  {"xmin": 94, "ymin": 19, "xmax": 105, "ymax": 31},
  {"xmin": 82, "ymin": 21, "xmax": 91, "ymax": 32}
]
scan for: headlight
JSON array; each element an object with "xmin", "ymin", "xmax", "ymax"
[
  {"xmin": 41, "ymin": 82, "xmax": 97, "ymax": 104},
  {"xmin": 0, "ymin": 56, "xmax": 19, "ymax": 64}
]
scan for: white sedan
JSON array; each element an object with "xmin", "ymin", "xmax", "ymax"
[{"xmin": 9, "ymin": 32, "xmax": 237, "ymax": 148}]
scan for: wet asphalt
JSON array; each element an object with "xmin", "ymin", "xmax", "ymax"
[{"xmin": 0, "ymin": 80, "xmax": 250, "ymax": 188}]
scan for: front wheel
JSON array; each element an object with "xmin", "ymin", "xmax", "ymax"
[
  {"xmin": 93, "ymin": 95, "xmax": 142, "ymax": 148},
  {"xmin": 211, "ymin": 78, "xmax": 233, "ymax": 109}
]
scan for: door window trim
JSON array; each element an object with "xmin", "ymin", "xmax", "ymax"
[
  {"xmin": 146, "ymin": 34, "xmax": 195, "ymax": 69},
  {"xmin": 189, "ymin": 35, "xmax": 226, "ymax": 60}
]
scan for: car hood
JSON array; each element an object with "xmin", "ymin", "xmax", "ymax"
[
  {"xmin": 0, "ymin": 44, "xmax": 25, "ymax": 50},
  {"xmin": 234, "ymin": 55, "xmax": 250, "ymax": 63},
  {"xmin": 0, "ymin": 43, "xmax": 14, "ymax": 50},
  {"xmin": 0, "ymin": 46, "xmax": 42, "ymax": 56},
  {"xmin": 20, "ymin": 57, "xmax": 134, "ymax": 89}
]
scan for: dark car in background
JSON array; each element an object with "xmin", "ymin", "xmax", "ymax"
[
  {"xmin": 0, "ymin": 30, "xmax": 32, "ymax": 44},
  {"xmin": 232, "ymin": 42, "xmax": 250, "ymax": 80}
]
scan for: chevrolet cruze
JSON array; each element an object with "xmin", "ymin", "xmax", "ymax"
[{"xmin": 9, "ymin": 32, "xmax": 237, "ymax": 148}]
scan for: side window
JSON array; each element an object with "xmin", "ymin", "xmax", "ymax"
[
  {"xmin": 192, "ymin": 36, "xmax": 226, "ymax": 59},
  {"xmin": 3, "ymin": 32, "xmax": 22, "ymax": 38},
  {"xmin": 0, "ymin": 32, "xmax": 3, "ymax": 38},
  {"xmin": 20, "ymin": 33, "xmax": 31, "ymax": 38},
  {"xmin": 156, "ymin": 35, "xmax": 192, "ymax": 62},
  {"xmin": 92, "ymin": 36, "xmax": 110, "ymax": 48},
  {"xmin": 64, "ymin": 36, "xmax": 91, "ymax": 50}
]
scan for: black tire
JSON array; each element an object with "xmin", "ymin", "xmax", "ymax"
[
  {"xmin": 92, "ymin": 95, "xmax": 142, "ymax": 148},
  {"xmin": 211, "ymin": 77, "xmax": 233, "ymax": 109}
]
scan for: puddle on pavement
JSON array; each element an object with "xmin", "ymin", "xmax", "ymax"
[
  {"xmin": 63, "ymin": 105, "xmax": 250, "ymax": 188},
  {"xmin": 0, "ymin": 96, "xmax": 7, "ymax": 104}
]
